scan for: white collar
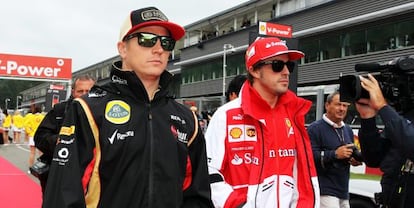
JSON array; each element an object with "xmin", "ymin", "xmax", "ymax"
[{"xmin": 322, "ymin": 114, "xmax": 344, "ymax": 128}]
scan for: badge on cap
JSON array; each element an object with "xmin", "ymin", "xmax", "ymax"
[{"xmin": 141, "ymin": 9, "xmax": 168, "ymax": 21}]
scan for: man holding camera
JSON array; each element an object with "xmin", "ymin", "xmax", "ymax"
[
  {"xmin": 308, "ymin": 91, "xmax": 362, "ymax": 208},
  {"xmin": 356, "ymin": 73, "xmax": 414, "ymax": 208}
]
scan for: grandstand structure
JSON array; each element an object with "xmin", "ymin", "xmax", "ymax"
[{"xmin": 20, "ymin": 0, "xmax": 414, "ymax": 115}]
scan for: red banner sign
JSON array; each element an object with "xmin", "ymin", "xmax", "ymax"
[
  {"xmin": 258, "ymin": 21, "xmax": 293, "ymax": 38},
  {"xmin": 50, "ymin": 84, "xmax": 66, "ymax": 90},
  {"xmin": 0, "ymin": 53, "xmax": 72, "ymax": 80}
]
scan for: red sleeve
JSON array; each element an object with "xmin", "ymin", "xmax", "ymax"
[{"xmin": 223, "ymin": 188, "xmax": 247, "ymax": 208}]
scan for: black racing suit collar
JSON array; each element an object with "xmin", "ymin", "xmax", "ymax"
[{"xmin": 107, "ymin": 60, "xmax": 174, "ymax": 103}]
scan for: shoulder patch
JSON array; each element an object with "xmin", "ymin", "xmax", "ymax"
[
  {"xmin": 59, "ymin": 125, "xmax": 75, "ymax": 136},
  {"xmin": 105, "ymin": 100, "xmax": 130, "ymax": 124},
  {"xmin": 88, "ymin": 87, "xmax": 107, "ymax": 98}
]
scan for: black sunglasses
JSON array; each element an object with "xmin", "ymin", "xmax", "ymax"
[
  {"xmin": 124, "ymin": 32, "xmax": 176, "ymax": 51},
  {"xmin": 254, "ymin": 60, "xmax": 295, "ymax": 73}
]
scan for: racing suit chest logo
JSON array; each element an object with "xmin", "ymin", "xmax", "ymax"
[
  {"xmin": 230, "ymin": 127, "xmax": 242, "ymax": 139},
  {"xmin": 227, "ymin": 112, "xmax": 258, "ymax": 142},
  {"xmin": 246, "ymin": 128, "xmax": 256, "ymax": 137},
  {"xmin": 170, "ymin": 114, "xmax": 189, "ymax": 144},
  {"xmin": 105, "ymin": 100, "xmax": 130, "ymax": 124}
]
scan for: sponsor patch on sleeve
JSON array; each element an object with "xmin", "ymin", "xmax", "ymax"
[{"xmin": 59, "ymin": 125, "xmax": 75, "ymax": 136}]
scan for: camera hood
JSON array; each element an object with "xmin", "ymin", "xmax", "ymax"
[{"xmin": 339, "ymin": 75, "xmax": 370, "ymax": 103}]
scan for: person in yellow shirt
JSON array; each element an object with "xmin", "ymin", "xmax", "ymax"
[
  {"xmin": 12, "ymin": 110, "xmax": 24, "ymax": 144},
  {"xmin": 23, "ymin": 111, "xmax": 34, "ymax": 144},
  {"xmin": 2, "ymin": 111, "xmax": 12, "ymax": 144},
  {"xmin": 25, "ymin": 106, "xmax": 45, "ymax": 167}
]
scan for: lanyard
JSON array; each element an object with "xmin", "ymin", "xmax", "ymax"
[{"xmin": 334, "ymin": 127, "xmax": 345, "ymax": 144}]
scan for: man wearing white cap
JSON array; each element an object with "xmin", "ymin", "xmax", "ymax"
[
  {"xmin": 43, "ymin": 7, "xmax": 213, "ymax": 208},
  {"xmin": 205, "ymin": 37, "xmax": 320, "ymax": 208}
]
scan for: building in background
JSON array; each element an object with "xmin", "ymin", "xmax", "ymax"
[{"xmin": 20, "ymin": 0, "xmax": 414, "ymax": 117}]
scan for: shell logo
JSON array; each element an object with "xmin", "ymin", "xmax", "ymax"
[
  {"xmin": 230, "ymin": 127, "xmax": 243, "ymax": 139},
  {"xmin": 259, "ymin": 24, "xmax": 266, "ymax": 33}
]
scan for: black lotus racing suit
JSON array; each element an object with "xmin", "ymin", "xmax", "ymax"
[{"xmin": 43, "ymin": 61, "xmax": 213, "ymax": 208}]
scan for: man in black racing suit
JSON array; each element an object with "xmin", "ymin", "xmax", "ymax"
[{"xmin": 42, "ymin": 7, "xmax": 213, "ymax": 208}]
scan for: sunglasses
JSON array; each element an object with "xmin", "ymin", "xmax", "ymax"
[
  {"xmin": 124, "ymin": 32, "xmax": 176, "ymax": 51},
  {"xmin": 254, "ymin": 60, "xmax": 295, "ymax": 73}
]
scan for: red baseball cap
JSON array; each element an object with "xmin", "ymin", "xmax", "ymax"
[
  {"xmin": 245, "ymin": 37, "xmax": 304, "ymax": 69},
  {"xmin": 119, "ymin": 7, "xmax": 185, "ymax": 41}
]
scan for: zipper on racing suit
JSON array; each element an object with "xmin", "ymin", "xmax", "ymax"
[
  {"xmin": 147, "ymin": 103, "xmax": 154, "ymax": 207},
  {"xmin": 254, "ymin": 122, "xmax": 265, "ymax": 208}
]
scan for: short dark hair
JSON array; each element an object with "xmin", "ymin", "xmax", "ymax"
[
  {"xmin": 72, "ymin": 74, "xmax": 96, "ymax": 89},
  {"xmin": 226, "ymin": 75, "xmax": 247, "ymax": 102}
]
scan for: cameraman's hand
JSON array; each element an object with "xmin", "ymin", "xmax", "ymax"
[
  {"xmin": 359, "ymin": 74, "xmax": 387, "ymax": 111},
  {"xmin": 355, "ymin": 99, "xmax": 376, "ymax": 119}
]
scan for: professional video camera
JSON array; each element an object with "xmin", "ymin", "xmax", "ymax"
[{"xmin": 339, "ymin": 55, "xmax": 414, "ymax": 114}]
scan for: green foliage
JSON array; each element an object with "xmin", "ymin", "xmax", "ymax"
[{"xmin": 350, "ymin": 173, "xmax": 382, "ymax": 181}]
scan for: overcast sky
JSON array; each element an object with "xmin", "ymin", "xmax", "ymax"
[{"xmin": 1, "ymin": 0, "xmax": 249, "ymax": 72}]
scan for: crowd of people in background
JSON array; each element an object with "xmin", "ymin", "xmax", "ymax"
[
  {"xmin": 0, "ymin": 105, "xmax": 46, "ymax": 170},
  {"xmin": 0, "ymin": 106, "xmax": 42, "ymax": 145}
]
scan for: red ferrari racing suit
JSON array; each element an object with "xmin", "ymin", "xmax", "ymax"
[{"xmin": 205, "ymin": 82, "xmax": 319, "ymax": 208}]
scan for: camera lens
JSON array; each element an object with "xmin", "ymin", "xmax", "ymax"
[{"xmin": 339, "ymin": 75, "xmax": 369, "ymax": 102}]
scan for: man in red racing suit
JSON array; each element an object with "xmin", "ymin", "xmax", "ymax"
[{"xmin": 205, "ymin": 37, "xmax": 319, "ymax": 208}]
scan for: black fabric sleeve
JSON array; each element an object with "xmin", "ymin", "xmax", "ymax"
[
  {"xmin": 359, "ymin": 117, "xmax": 390, "ymax": 167},
  {"xmin": 34, "ymin": 102, "xmax": 66, "ymax": 157},
  {"xmin": 42, "ymin": 100, "xmax": 95, "ymax": 208},
  {"xmin": 379, "ymin": 106, "xmax": 414, "ymax": 161}
]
